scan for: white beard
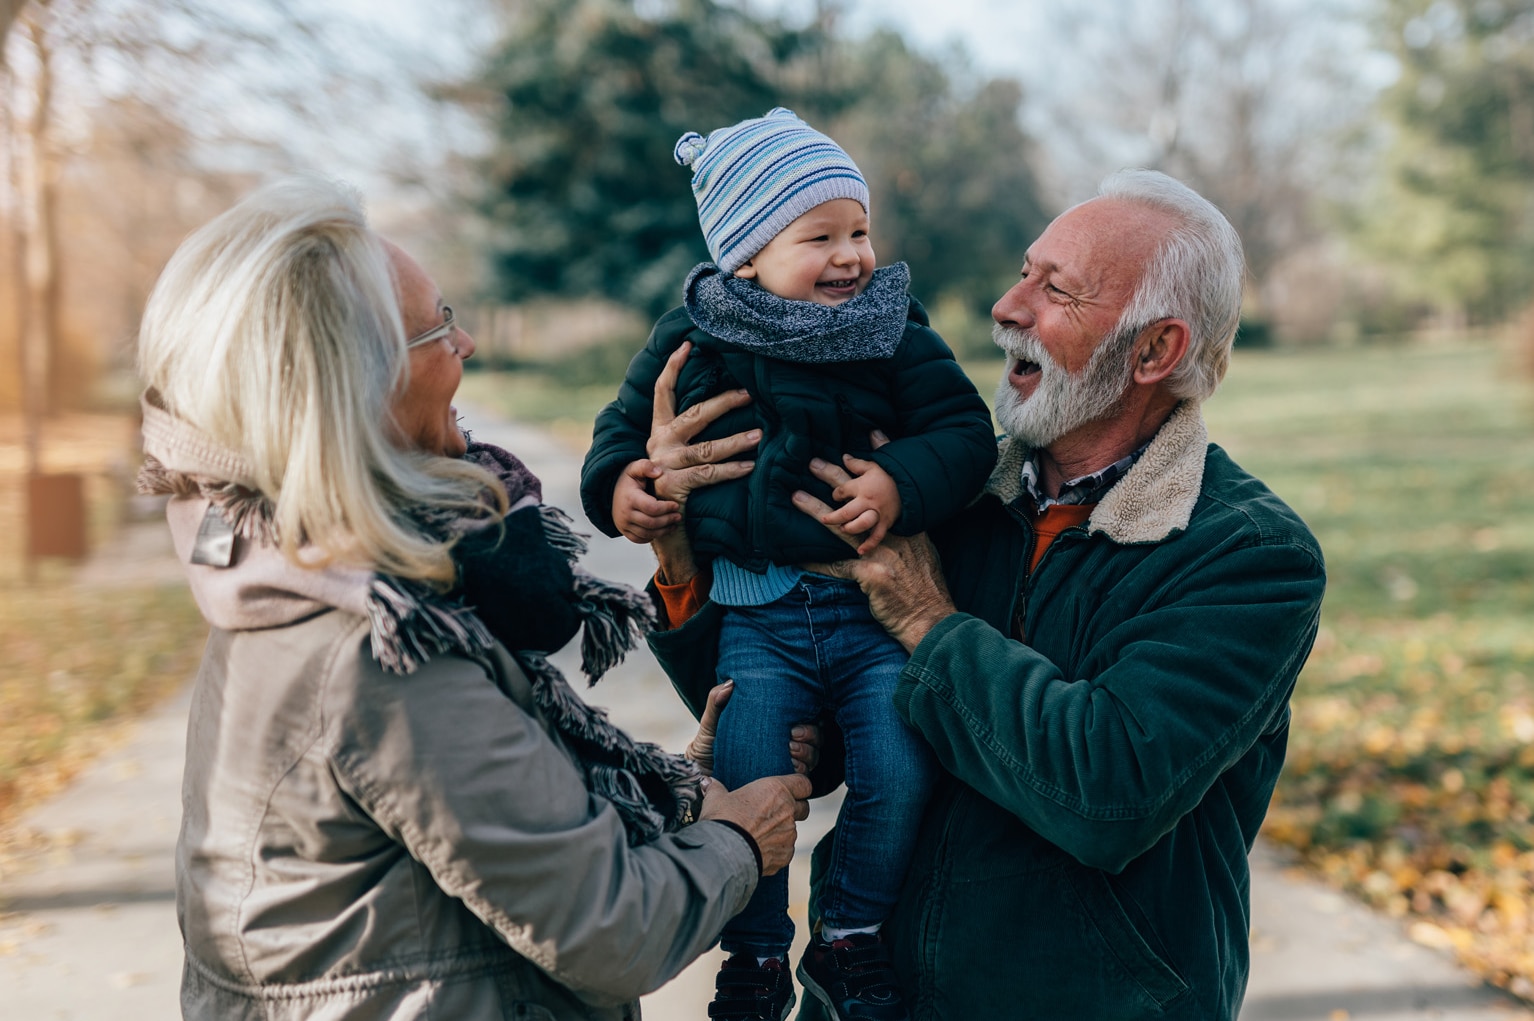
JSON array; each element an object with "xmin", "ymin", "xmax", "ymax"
[{"xmin": 992, "ymin": 324, "xmax": 1138, "ymax": 448}]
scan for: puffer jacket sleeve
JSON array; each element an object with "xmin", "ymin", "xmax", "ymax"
[
  {"xmin": 325, "ymin": 639, "xmax": 758, "ymax": 1008},
  {"xmin": 893, "ymin": 535, "xmax": 1325, "ymax": 874},
  {"xmin": 580, "ymin": 308, "xmax": 694, "ymax": 538},
  {"xmin": 867, "ymin": 322, "xmax": 998, "ymax": 535}
]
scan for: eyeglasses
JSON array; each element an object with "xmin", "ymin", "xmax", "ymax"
[{"xmin": 406, "ymin": 305, "xmax": 457, "ymax": 349}]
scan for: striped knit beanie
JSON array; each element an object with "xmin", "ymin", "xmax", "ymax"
[{"xmin": 674, "ymin": 108, "xmax": 869, "ymax": 274}]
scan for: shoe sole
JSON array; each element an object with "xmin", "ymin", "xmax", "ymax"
[
  {"xmin": 794, "ymin": 961, "xmax": 837, "ymax": 1019},
  {"xmin": 794, "ymin": 960, "xmax": 908, "ymax": 1021}
]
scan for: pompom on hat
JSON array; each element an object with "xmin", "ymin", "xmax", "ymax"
[{"xmin": 675, "ymin": 108, "xmax": 869, "ymax": 273}]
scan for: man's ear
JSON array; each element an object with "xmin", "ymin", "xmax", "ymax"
[
  {"xmin": 732, "ymin": 260, "xmax": 758, "ymax": 280},
  {"xmin": 1133, "ymin": 319, "xmax": 1191, "ymax": 386}
]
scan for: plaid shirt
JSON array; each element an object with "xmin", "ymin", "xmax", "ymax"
[{"xmin": 1018, "ymin": 443, "xmax": 1149, "ymax": 515}]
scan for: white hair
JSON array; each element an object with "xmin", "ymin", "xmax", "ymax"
[
  {"xmin": 1095, "ymin": 169, "xmax": 1246, "ymax": 402},
  {"xmin": 137, "ymin": 176, "xmax": 502, "ymax": 586}
]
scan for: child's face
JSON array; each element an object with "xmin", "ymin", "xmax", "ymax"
[{"xmin": 733, "ymin": 199, "xmax": 875, "ymax": 306}]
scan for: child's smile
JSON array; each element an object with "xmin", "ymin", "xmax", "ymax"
[{"xmin": 733, "ymin": 199, "xmax": 875, "ymax": 306}]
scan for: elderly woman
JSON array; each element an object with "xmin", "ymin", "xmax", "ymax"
[{"xmin": 136, "ymin": 177, "xmax": 811, "ymax": 1020}]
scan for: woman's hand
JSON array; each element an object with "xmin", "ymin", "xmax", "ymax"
[
  {"xmin": 699, "ymin": 773, "xmax": 813, "ymax": 876},
  {"xmin": 794, "ymin": 453, "xmax": 956, "ymax": 653},
  {"xmin": 645, "ymin": 341, "xmax": 760, "ymax": 504},
  {"xmin": 687, "ymin": 681, "xmax": 821, "ymax": 777},
  {"xmin": 640, "ymin": 341, "xmax": 760, "ymax": 583}
]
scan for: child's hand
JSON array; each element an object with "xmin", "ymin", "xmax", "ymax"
[
  {"xmin": 818, "ymin": 458, "xmax": 901, "ymax": 555},
  {"xmin": 612, "ymin": 459, "xmax": 681, "ymax": 543}
]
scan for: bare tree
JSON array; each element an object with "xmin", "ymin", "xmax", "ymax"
[
  {"xmin": 1027, "ymin": 0, "xmax": 1374, "ymax": 321},
  {"xmin": 0, "ymin": 0, "xmax": 440, "ymax": 416},
  {"xmin": 0, "ymin": 0, "xmax": 22, "ymax": 57}
]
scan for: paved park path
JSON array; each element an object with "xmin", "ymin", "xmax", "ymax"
[{"xmin": 2, "ymin": 405, "xmax": 1530, "ymax": 1020}]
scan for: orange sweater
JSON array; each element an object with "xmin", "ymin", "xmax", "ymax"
[
  {"xmin": 1029, "ymin": 504, "xmax": 1095, "ymax": 573},
  {"xmin": 656, "ymin": 504, "xmax": 1095, "ymax": 630}
]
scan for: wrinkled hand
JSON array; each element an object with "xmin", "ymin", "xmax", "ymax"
[
  {"xmin": 646, "ymin": 341, "xmax": 759, "ymax": 508},
  {"xmin": 815, "ymin": 457, "xmax": 901, "ymax": 555},
  {"xmin": 687, "ymin": 681, "xmax": 821, "ymax": 777},
  {"xmin": 794, "ymin": 452, "xmax": 955, "ymax": 653},
  {"xmin": 700, "ymin": 773, "xmax": 813, "ymax": 876}
]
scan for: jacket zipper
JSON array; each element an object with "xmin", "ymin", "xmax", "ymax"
[
  {"xmin": 745, "ymin": 359, "xmax": 775, "ymax": 561},
  {"xmin": 1009, "ymin": 506, "xmax": 1038, "ymax": 642},
  {"xmin": 1008, "ymin": 505, "xmax": 1094, "ymax": 643}
]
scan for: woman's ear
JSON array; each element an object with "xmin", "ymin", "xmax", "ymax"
[{"xmin": 732, "ymin": 260, "xmax": 758, "ymax": 280}]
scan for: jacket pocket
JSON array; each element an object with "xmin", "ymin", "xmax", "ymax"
[{"xmin": 1066, "ymin": 867, "xmax": 1189, "ymax": 1010}]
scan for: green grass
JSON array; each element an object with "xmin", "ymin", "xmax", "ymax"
[
  {"xmin": 1207, "ymin": 340, "xmax": 1534, "ymax": 993},
  {"xmin": 0, "ymin": 584, "xmax": 207, "ymax": 825},
  {"xmin": 0, "ymin": 438, "xmax": 209, "ymax": 832}
]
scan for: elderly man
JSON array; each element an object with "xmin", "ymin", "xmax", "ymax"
[{"xmin": 630, "ymin": 169, "xmax": 1325, "ymax": 1020}]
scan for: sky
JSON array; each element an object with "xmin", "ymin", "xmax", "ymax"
[{"xmin": 776, "ymin": 0, "xmax": 1045, "ymax": 78}]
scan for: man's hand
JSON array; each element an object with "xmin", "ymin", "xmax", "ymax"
[
  {"xmin": 816, "ymin": 457, "xmax": 901, "ymax": 555},
  {"xmin": 794, "ymin": 455, "xmax": 956, "ymax": 653}
]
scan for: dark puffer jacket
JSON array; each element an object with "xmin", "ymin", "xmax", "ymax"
[{"xmin": 580, "ymin": 300, "xmax": 997, "ymax": 570}]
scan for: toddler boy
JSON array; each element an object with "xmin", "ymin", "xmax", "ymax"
[{"xmin": 580, "ymin": 108, "xmax": 996, "ymax": 1021}]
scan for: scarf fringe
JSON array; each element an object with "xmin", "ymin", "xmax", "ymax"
[
  {"xmin": 538, "ymin": 504, "xmax": 590, "ymax": 559},
  {"xmin": 365, "ymin": 577, "xmax": 496, "ymax": 676},
  {"xmin": 517, "ymin": 651, "xmax": 703, "ymax": 844},
  {"xmin": 137, "ymin": 455, "xmax": 277, "ymax": 543},
  {"xmin": 572, "ymin": 567, "xmax": 656, "ymax": 685},
  {"xmin": 139, "ymin": 445, "xmax": 695, "ymax": 845}
]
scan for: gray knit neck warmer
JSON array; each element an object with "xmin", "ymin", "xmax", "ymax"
[{"xmin": 683, "ymin": 261, "xmax": 912, "ymax": 363}]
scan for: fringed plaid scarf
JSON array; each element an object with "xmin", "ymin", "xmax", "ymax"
[{"xmin": 138, "ymin": 394, "xmax": 701, "ymax": 845}]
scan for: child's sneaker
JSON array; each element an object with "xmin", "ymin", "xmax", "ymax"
[
  {"xmin": 795, "ymin": 933, "xmax": 909, "ymax": 1021},
  {"xmin": 707, "ymin": 953, "xmax": 795, "ymax": 1020}
]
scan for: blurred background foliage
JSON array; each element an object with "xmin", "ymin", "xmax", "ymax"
[
  {"xmin": 470, "ymin": 0, "xmax": 1045, "ymax": 333},
  {"xmin": 1, "ymin": 0, "xmax": 1534, "ymax": 996}
]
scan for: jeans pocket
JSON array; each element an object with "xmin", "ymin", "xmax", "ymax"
[{"xmin": 1067, "ymin": 868, "xmax": 1189, "ymax": 1009}]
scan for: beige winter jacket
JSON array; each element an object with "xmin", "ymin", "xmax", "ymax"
[{"xmin": 177, "ymin": 599, "xmax": 757, "ymax": 1020}]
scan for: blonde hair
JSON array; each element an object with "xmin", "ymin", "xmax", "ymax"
[{"xmin": 138, "ymin": 176, "xmax": 503, "ymax": 586}]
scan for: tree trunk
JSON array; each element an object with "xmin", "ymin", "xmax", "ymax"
[
  {"xmin": 19, "ymin": 12, "xmax": 57, "ymax": 431},
  {"xmin": 0, "ymin": 2, "xmax": 25, "ymax": 63}
]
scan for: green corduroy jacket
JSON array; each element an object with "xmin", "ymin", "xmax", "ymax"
[{"xmin": 650, "ymin": 401, "xmax": 1326, "ymax": 1020}]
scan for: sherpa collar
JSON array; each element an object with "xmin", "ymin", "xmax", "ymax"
[
  {"xmin": 683, "ymin": 261, "xmax": 912, "ymax": 363},
  {"xmin": 986, "ymin": 400, "xmax": 1209, "ymax": 545}
]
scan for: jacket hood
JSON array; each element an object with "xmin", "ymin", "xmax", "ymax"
[
  {"xmin": 986, "ymin": 400, "xmax": 1209, "ymax": 545},
  {"xmin": 163, "ymin": 494, "xmax": 375, "ymax": 632}
]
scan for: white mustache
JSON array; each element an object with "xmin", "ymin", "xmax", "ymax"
[{"xmin": 992, "ymin": 324, "xmax": 1055, "ymax": 371}]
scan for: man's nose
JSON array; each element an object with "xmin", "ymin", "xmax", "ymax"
[
  {"xmin": 992, "ymin": 280, "xmax": 1034, "ymax": 328},
  {"xmin": 456, "ymin": 325, "xmax": 477, "ymax": 360}
]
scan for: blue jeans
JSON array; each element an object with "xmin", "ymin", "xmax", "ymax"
[{"xmin": 713, "ymin": 574, "xmax": 937, "ymax": 959}]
